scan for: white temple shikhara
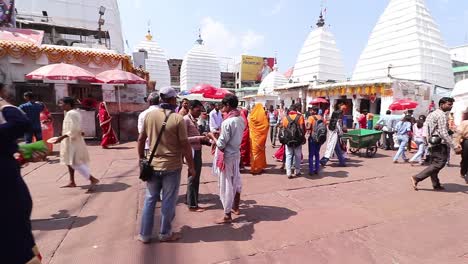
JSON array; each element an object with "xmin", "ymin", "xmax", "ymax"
[
  {"xmin": 180, "ymin": 34, "xmax": 221, "ymax": 91},
  {"xmin": 352, "ymin": 0, "xmax": 454, "ymax": 89},
  {"xmin": 291, "ymin": 12, "xmax": 346, "ymax": 83},
  {"xmin": 134, "ymin": 31, "xmax": 171, "ymax": 90}
]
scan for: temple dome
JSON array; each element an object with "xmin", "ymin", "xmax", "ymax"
[
  {"xmin": 180, "ymin": 35, "xmax": 221, "ymax": 91},
  {"xmin": 292, "ymin": 13, "xmax": 346, "ymax": 83},
  {"xmin": 352, "ymin": 0, "xmax": 454, "ymax": 88},
  {"xmin": 134, "ymin": 32, "xmax": 171, "ymax": 90},
  {"xmin": 258, "ymin": 67, "xmax": 288, "ymax": 95}
]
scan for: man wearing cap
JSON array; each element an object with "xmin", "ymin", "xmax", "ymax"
[
  {"xmin": 138, "ymin": 92, "xmax": 160, "ymax": 156},
  {"xmin": 137, "ymin": 86, "xmax": 195, "ymax": 243}
]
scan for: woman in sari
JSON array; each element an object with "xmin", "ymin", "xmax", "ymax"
[
  {"xmin": 240, "ymin": 108, "xmax": 250, "ymax": 168},
  {"xmin": 98, "ymin": 102, "xmax": 118, "ymax": 149},
  {"xmin": 40, "ymin": 104, "xmax": 54, "ymax": 153},
  {"xmin": 248, "ymin": 103, "xmax": 269, "ymax": 174}
]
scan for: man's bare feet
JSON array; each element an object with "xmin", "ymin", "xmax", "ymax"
[
  {"xmin": 215, "ymin": 215, "xmax": 232, "ymax": 224},
  {"xmin": 411, "ymin": 176, "xmax": 418, "ymax": 191},
  {"xmin": 61, "ymin": 182, "xmax": 77, "ymax": 188},
  {"xmin": 231, "ymin": 209, "xmax": 240, "ymax": 215},
  {"xmin": 90, "ymin": 176, "xmax": 100, "ymax": 185}
]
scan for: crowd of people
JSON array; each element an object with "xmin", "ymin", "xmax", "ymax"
[{"xmin": 3, "ymin": 79, "xmax": 468, "ymax": 261}]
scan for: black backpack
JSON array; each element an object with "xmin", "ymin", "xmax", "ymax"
[
  {"xmin": 311, "ymin": 116, "xmax": 327, "ymax": 145},
  {"xmin": 281, "ymin": 115, "xmax": 305, "ymax": 147}
]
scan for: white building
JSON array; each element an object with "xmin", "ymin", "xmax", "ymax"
[
  {"xmin": 291, "ymin": 12, "xmax": 346, "ymax": 83},
  {"xmin": 180, "ymin": 35, "xmax": 221, "ymax": 91},
  {"xmin": 246, "ymin": 65, "xmax": 288, "ymax": 107},
  {"xmin": 134, "ymin": 31, "xmax": 171, "ymax": 90},
  {"xmin": 16, "ymin": 0, "xmax": 124, "ymax": 53},
  {"xmin": 352, "ymin": 0, "xmax": 454, "ymax": 89}
]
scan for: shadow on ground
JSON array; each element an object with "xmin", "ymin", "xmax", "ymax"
[
  {"xmin": 32, "ymin": 210, "xmax": 97, "ymax": 231},
  {"xmin": 81, "ymin": 182, "xmax": 131, "ymax": 193},
  {"xmin": 177, "ymin": 199, "xmax": 297, "ymax": 243}
]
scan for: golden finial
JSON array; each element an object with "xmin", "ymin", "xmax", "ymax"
[{"xmin": 145, "ymin": 20, "xmax": 153, "ymax": 41}]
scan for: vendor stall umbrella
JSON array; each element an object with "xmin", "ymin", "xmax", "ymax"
[
  {"xmin": 25, "ymin": 63, "xmax": 101, "ymax": 82},
  {"xmin": 203, "ymin": 88, "xmax": 233, "ymax": 99},
  {"xmin": 96, "ymin": 69, "xmax": 147, "ymax": 84},
  {"xmin": 388, "ymin": 99, "xmax": 419, "ymax": 111},
  {"xmin": 189, "ymin": 83, "xmax": 217, "ymax": 94},
  {"xmin": 309, "ymin": 97, "xmax": 329, "ymax": 105}
]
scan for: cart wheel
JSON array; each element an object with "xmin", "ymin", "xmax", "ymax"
[
  {"xmin": 366, "ymin": 146, "xmax": 377, "ymax": 157},
  {"xmin": 350, "ymin": 148, "xmax": 359, "ymax": 154}
]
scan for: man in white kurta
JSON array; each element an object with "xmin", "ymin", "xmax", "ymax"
[
  {"xmin": 209, "ymin": 95, "xmax": 245, "ymax": 224},
  {"xmin": 55, "ymin": 97, "xmax": 99, "ymax": 188}
]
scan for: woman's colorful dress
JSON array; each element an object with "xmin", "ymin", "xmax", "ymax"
[{"xmin": 98, "ymin": 102, "xmax": 118, "ymax": 148}]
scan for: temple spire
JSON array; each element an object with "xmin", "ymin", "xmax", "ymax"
[
  {"xmin": 316, "ymin": 11, "xmax": 325, "ymax": 28},
  {"xmin": 145, "ymin": 20, "xmax": 153, "ymax": 41},
  {"xmin": 196, "ymin": 29, "xmax": 204, "ymax": 45}
]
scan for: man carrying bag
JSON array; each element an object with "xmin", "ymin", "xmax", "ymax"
[{"xmin": 137, "ymin": 86, "xmax": 195, "ymax": 243}]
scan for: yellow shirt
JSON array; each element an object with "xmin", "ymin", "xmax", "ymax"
[{"xmin": 144, "ymin": 109, "xmax": 188, "ymax": 171}]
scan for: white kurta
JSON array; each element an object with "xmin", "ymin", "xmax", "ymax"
[{"xmin": 60, "ymin": 109, "xmax": 90, "ymax": 166}]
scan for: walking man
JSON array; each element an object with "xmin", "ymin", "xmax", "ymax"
[
  {"xmin": 306, "ymin": 106, "xmax": 324, "ymax": 175},
  {"xmin": 137, "ymin": 86, "xmax": 195, "ymax": 243},
  {"xmin": 184, "ymin": 100, "xmax": 209, "ymax": 212},
  {"xmin": 282, "ymin": 104, "xmax": 306, "ymax": 179},
  {"xmin": 267, "ymin": 105, "xmax": 278, "ymax": 147},
  {"xmin": 54, "ymin": 97, "xmax": 100, "ymax": 188},
  {"xmin": 411, "ymin": 97, "xmax": 460, "ymax": 191},
  {"xmin": 19, "ymin": 91, "xmax": 44, "ymax": 143},
  {"xmin": 208, "ymin": 94, "xmax": 245, "ymax": 224}
]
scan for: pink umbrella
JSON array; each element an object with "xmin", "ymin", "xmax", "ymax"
[
  {"xmin": 190, "ymin": 83, "xmax": 217, "ymax": 94},
  {"xmin": 203, "ymin": 88, "xmax": 232, "ymax": 99},
  {"xmin": 26, "ymin": 63, "xmax": 100, "ymax": 82},
  {"xmin": 389, "ymin": 99, "xmax": 419, "ymax": 111},
  {"xmin": 96, "ymin": 69, "xmax": 147, "ymax": 84},
  {"xmin": 309, "ymin": 97, "xmax": 329, "ymax": 105}
]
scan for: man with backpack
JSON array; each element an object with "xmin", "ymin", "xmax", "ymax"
[
  {"xmin": 307, "ymin": 106, "xmax": 327, "ymax": 175},
  {"xmin": 280, "ymin": 104, "xmax": 306, "ymax": 179}
]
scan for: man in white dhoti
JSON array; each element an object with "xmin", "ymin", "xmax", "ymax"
[
  {"xmin": 54, "ymin": 97, "xmax": 99, "ymax": 188},
  {"xmin": 208, "ymin": 94, "xmax": 245, "ymax": 224}
]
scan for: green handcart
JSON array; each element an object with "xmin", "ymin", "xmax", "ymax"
[{"xmin": 342, "ymin": 129, "xmax": 382, "ymax": 158}]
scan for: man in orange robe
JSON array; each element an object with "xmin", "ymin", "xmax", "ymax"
[{"xmin": 248, "ymin": 104, "xmax": 269, "ymax": 174}]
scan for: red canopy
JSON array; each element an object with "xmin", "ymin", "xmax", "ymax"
[
  {"xmin": 26, "ymin": 63, "xmax": 100, "ymax": 82},
  {"xmin": 96, "ymin": 69, "xmax": 147, "ymax": 84},
  {"xmin": 203, "ymin": 88, "xmax": 232, "ymax": 99},
  {"xmin": 389, "ymin": 99, "xmax": 419, "ymax": 111},
  {"xmin": 190, "ymin": 84, "xmax": 217, "ymax": 94},
  {"xmin": 309, "ymin": 97, "xmax": 329, "ymax": 105}
]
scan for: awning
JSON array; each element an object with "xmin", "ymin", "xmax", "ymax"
[{"xmin": 0, "ymin": 27, "xmax": 44, "ymax": 46}]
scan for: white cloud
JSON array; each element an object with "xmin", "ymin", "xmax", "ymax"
[
  {"xmin": 134, "ymin": 0, "xmax": 142, "ymax": 9},
  {"xmin": 261, "ymin": 0, "xmax": 283, "ymax": 16},
  {"xmin": 241, "ymin": 30, "xmax": 265, "ymax": 52},
  {"xmin": 200, "ymin": 17, "xmax": 266, "ymax": 70}
]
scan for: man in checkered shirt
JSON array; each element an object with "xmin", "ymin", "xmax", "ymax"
[{"xmin": 412, "ymin": 97, "xmax": 461, "ymax": 191}]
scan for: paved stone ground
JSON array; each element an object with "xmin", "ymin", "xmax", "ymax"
[{"xmin": 23, "ymin": 141, "xmax": 468, "ymax": 264}]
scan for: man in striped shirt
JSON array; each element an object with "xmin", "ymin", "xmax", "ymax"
[
  {"xmin": 412, "ymin": 97, "xmax": 461, "ymax": 191},
  {"xmin": 19, "ymin": 91, "xmax": 44, "ymax": 143}
]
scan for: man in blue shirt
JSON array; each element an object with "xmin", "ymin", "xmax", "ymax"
[{"xmin": 19, "ymin": 91, "xmax": 44, "ymax": 143}]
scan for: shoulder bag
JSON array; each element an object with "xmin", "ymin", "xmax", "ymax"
[{"xmin": 139, "ymin": 110, "xmax": 172, "ymax": 181}]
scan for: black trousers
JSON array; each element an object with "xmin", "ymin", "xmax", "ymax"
[
  {"xmin": 415, "ymin": 144, "xmax": 448, "ymax": 187},
  {"xmin": 383, "ymin": 131, "xmax": 394, "ymax": 150},
  {"xmin": 270, "ymin": 126, "xmax": 277, "ymax": 145},
  {"xmin": 186, "ymin": 150, "xmax": 202, "ymax": 208},
  {"xmin": 461, "ymin": 140, "xmax": 468, "ymax": 177}
]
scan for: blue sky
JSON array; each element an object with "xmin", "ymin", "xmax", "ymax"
[{"xmin": 117, "ymin": 0, "xmax": 468, "ymax": 77}]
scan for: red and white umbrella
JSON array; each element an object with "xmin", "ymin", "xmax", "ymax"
[
  {"xmin": 96, "ymin": 69, "xmax": 147, "ymax": 84},
  {"xmin": 309, "ymin": 97, "xmax": 329, "ymax": 105},
  {"xmin": 203, "ymin": 88, "xmax": 232, "ymax": 99},
  {"xmin": 190, "ymin": 83, "xmax": 217, "ymax": 94},
  {"xmin": 26, "ymin": 63, "xmax": 100, "ymax": 82},
  {"xmin": 389, "ymin": 99, "xmax": 419, "ymax": 111}
]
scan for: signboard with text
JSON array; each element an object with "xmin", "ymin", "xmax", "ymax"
[{"xmin": 240, "ymin": 55, "xmax": 275, "ymax": 82}]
